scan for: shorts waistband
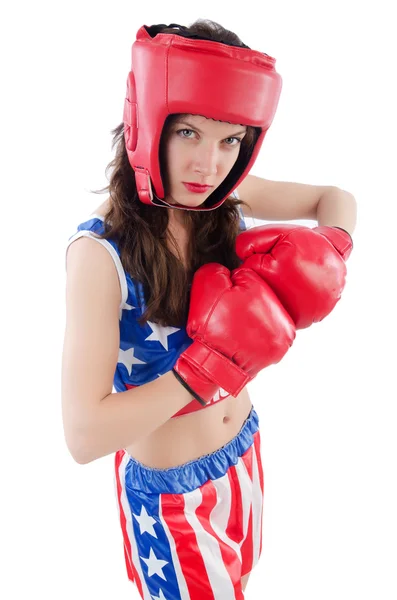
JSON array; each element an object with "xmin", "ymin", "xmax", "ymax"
[{"xmin": 122, "ymin": 406, "xmax": 259, "ymax": 495}]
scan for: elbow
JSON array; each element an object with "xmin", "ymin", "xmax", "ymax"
[
  {"xmin": 68, "ymin": 442, "xmax": 98, "ymax": 465},
  {"xmin": 63, "ymin": 423, "xmax": 96, "ymax": 465},
  {"xmin": 65, "ymin": 436, "xmax": 92, "ymax": 465},
  {"xmin": 62, "ymin": 403, "xmax": 98, "ymax": 464}
]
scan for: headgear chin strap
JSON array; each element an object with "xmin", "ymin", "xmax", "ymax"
[{"xmin": 123, "ymin": 23, "xmax": 282, "ymax": 211}]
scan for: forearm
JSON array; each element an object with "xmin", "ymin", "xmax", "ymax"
[
  {"xmin": 76, "ymin": 371, "xmax": 193, "ymax": 464},
  {"xmin": 316, "ymin": 187, "xmax": 357, "ymax": 237}
]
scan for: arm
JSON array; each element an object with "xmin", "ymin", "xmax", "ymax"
[
  {"xmin": 316, "ymin": 187, "xmax": 357, "ymax": 237},
  {"xmin": 81, "ymin": 372, "xmax": 192, "ymax": 464},
  {"xmin": 62, "ymin": 237, "xmax": 192, "ymax": 465},
  {"xmin": 237, "ymin": 174, "xmax": 357, "ymax": 237}
]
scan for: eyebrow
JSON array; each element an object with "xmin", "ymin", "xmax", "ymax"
[{"xmin": 175, "ymin": 120, "xmax": 247, "ymax": 137}]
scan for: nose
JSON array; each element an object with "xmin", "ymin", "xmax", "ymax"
[{"xmin": 193, "ymin": 144, "xmax": 218, "ymax": 177}]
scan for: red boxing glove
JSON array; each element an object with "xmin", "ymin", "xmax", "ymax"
[
  {"xmin": 173, "ymin": 263, "xmax": 296, "ymax": 406},
  {"xmin": 235, "ymin": 224, "xmax": 353, "ymax": 330}
]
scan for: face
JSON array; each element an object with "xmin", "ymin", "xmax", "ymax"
[{"xmin": 161, "ymin": 114, "xmax": 247, "ymax": 212}]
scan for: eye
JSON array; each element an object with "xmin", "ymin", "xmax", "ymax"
[
  {"xmin": 176, "ymin": 128, "xmax": 195, "ymax": 139},
  {"xmin": 224, "ymin": 137, "xmax": 243, "ymax": 147},
  {"xmin": 176, "ymin": 128, "xmax": 243, "ymax": 147}
]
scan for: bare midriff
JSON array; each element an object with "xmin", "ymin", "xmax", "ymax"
[{"xmin": 124, "ymin": 386, "xmax": 253, "ymax": 468}]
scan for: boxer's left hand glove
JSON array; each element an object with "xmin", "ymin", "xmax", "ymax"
[{"xmin": 235, "ymin": 224, "xmax": 353, "ymax": 330}]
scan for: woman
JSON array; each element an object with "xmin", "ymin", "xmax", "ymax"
[{"xmin": 62, "ymin": 20, "xmax": 353, "ymax": 599}]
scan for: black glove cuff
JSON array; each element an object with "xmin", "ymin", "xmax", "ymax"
[{"xmin": 171, "ymin": 369, "xmax": 207, "ymax": 406}]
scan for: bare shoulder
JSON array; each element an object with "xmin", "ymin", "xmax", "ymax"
[
  {"xmin": 66, "ymin": 234, "xmax": 122, "ymax": 308},
  {"xmin": 236, "ymin": 174, "xmax": 332, "ymax": 221}
]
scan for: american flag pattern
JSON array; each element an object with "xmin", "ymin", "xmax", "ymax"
[
  {"xmin": 113, "ymin": 407, "xmax": 263, "ymax": 599},
  {"xmin": 65, "ymin": 191, "xmax": 247, "ymax": 418}
]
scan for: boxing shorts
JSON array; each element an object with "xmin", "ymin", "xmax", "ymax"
[{"xmin": 114, "ymin": 407, "xmax": 264, "ymax": 599}]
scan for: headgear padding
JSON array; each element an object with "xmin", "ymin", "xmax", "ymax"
[{"xmin": 123, "ymin": 23, "xmax": 282, "ymax": 211}]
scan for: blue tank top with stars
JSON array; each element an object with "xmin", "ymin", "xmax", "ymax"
[{"xmin": 65, "ymin": 190, "xmax": 248, "ymax": 418}]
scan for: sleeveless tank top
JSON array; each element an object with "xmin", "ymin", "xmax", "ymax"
[{"xmin": 65, "ymin": 190, "xmax": 248, "ymax": 418}]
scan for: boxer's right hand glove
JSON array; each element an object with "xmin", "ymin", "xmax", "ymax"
[
  {"xmin": 235, "ymin": 224, "xmax": 353, "ymax": 330},
  {"xmin": 172, "ymin": 262, "xmax": 296, "ymax": 406}
]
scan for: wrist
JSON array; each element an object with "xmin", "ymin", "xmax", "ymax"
[{"xmin": 171, "ymin": 369, "xmax": 208, "ymax": 406}]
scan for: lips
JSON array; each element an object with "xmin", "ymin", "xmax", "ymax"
[{"xmin": 183, "ymin": 182, "xmax": 212, "ymax": 193}]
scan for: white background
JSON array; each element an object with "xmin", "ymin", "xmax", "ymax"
[{"xmin": 1, "ymin": 1, "xmax": 396, "ymax": 598}]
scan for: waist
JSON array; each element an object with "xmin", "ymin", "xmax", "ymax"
[{"xmin": 123, "ymin": 386, "xmax": 252, "ymax": 469}]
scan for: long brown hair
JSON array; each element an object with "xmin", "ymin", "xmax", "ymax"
[{"xmin": 92, "ymin": 19, "xmax": 259, "ymax": 328}]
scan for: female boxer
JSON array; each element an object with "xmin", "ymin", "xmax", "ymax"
[{"xmin": 63, "ymin": 20, "xmax": 354, "ymax": 599}]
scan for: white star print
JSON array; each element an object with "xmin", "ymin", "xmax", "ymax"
[
  {"xmin": 133, "ymin": 505, "xmax": 158, "ymax": 538},
  {"xmin": 119, "ymin": 301, "xmax": 136, "ymax": 321},
  {"xmin": 151, "ymin": 588, "xmax": 168, "ymax": 600},
  {"xmin": 140, "ymin": 547, "xmax": 169, "ymax": 580},
  {"xmin": 118, "ymin": 347, "xmax": 146, "ymax": 376},
  {"xmin": 145, "ymin": 321, "xmax": 180, "ymax": 351}
]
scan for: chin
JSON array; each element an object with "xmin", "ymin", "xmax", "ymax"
[
  {"xmin": 167, "ymin": 192, "xmax": 207, "ymax": 208},
  {"xmin": 181, "ymin": 198, "xmax": 207, "ymax": 208}
]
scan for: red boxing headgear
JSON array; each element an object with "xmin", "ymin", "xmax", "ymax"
[{"xmin": 123, "ymin": 23, "xmax": 283, "ymax": 211}]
